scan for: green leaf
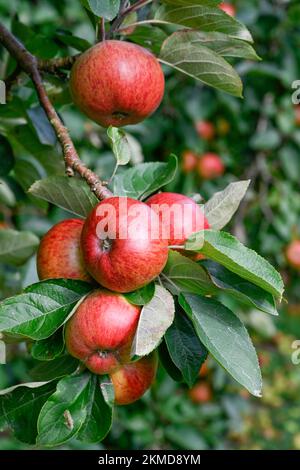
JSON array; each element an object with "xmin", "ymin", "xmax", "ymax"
[
  {"xmin": 155, "ymin": 4, "xmax": 253, "ymax": 42},
  {"xmin": 0, "ymin": 229, "xmax": 39, "ymax": 266},
  {"xmin": 131, "ymin": 285, "xmax": 175, "ymax": 357},
  {"xmin": 158, "ymin": 340, "xmax": 183, "ymax": 382},
  {"xmin": 29, "ymin": 356, "xmax": 79, "ymax": 382},
  {"xmin": 0, "ymin": 279, "xmax": 93, "ymax": 340},
  {"xmin": 161, "ymin": 251, "xmax": 216, "ymax": 295},
  {"xmin": 0, "ymin": 340, "xmax": 5, "ymax": 364},
  {"xmin": 107, "ymin": 126, "xmax": 131, "ymax": 166},
  {"xmin": 31, "ymin": 329, "xmax": 65, "ymax": 361},
  {"xmin": 250, "ymin": 129, "xmax": 281, "ymax": 151},
  {"xmin": 77, "ymin": 377, "xmax": 112, "ymax": 443},
  {"xmin": 165, "ymin": 308, "xmax": 208, "ymax": 387},
  {"xmin": 27, "ymin": 106, "xmax": 57, "ymax": 146},
  {"xmin": 159, "ymin": 33, "xmax": 243, "ymax": 97},
  {"xmin": 54, "ymin": 31, "xmax": 91, "ymax": 52},
  {"xmin": 0, "ymin": 135, "xmax": 15, "ymax": 176},
  {"xmin": 81, "ymin": 0, "xmax": 120, "ymax": 20},
  {"xmin": 28, "ymin": 176, "xmax": 98, "ymax": 217},
  {"xmin": 180, "ymin": 294, "xmax": 262, "ymax": 397},
  {"xmin": 202, "ymin": 260, "xmax": 278, "ymax": 316},
  {"xmin": 112, "ymin": 154, "xmax": 178, "ymax": 200},
  {"xmin": 165, "ymin": 30, "xmax": 259, "ymax": 60},
  {"xmin": 12, "ymin": 19, "xmax": 59, "ymax": 59},
  {"xmin": 127, "ymin": 25, "xmax": 167, "ymax": 55},
  {"xmin": 37, "ymin": 372, "xmax": 93, "ymax": 446},
  {"xmin": 186, "ymin": 230, "xmax": 284, "ymax": 299},
  {"xmin": 0, "ymin": 180, "xmax": 16, "ymax": 207},
  {"xmin": 125, "ymin": 282, "xmax": 155, "ymax": 306},
  {"xmin": 14, "ymin": 155, "xmax": 47, "ymax": 193},
  {"xmin": 204, "ymin": 180, "xmax": 250, "ymax": 230},
  {"xmin": 99, "ymin": 375, "xmax": 115, "ymax": 408},
  {"xmin": 0, "ymin": 382, "xmax": 57, "ymax": 444}
]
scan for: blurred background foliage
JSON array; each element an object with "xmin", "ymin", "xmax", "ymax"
[{"xmin": 1, "ymin": 0, "xmax": 300, "ymax": 450}]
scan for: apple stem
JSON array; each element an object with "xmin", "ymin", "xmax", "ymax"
[
  {"xmin": 0, "ymin": 22, "xmax": 112, "ymax": 201},
  {"xmin": 98, "ymin": 17, "xmax": 106, "ymax": 42}
]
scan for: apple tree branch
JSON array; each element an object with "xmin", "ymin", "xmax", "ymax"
[{"xmin": 0, "ymin": 22, "xmax": 112, "ymax": 201}]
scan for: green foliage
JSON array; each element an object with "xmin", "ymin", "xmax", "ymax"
[
  {"xmin": 179, "ymin": 293, "xmax": 262, "ymax": 396},
  {"xmin": 0, "ymin": 0, "xmax": 297, "ymax": 452}
]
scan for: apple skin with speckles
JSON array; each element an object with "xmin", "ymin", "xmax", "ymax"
[
  {"xmin": 65, "ymin": 289, "xmax": 141, "ymax": 374},
  {"xmin": 81, "ymin": 196, "xmax": 169, "ymax": 293},
  {"xmin": 37, "ymin": 219, "xmax": 92, "ymax": 282},
  {"xmin": 110, "ymin": 352, "xmax": 158, "ymax": 405},
  {"xmin": 69, "ymin": 40, "xmax": 165, "ymax": 128},
  {"xmin": 146, "ymin": 192, "xmax": 210, "ymax": 248}
]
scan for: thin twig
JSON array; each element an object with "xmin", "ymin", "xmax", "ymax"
[
  {"xmin": 38, "ymin": 55, "xmax": 79, "ymax": 73},
  {"xmin": 0, "ymin": 22, "xmax": 112, "ymax": 200},
  {"xmin": 110, "ymin": 0, "xmax": 152, "ymax": 36}
]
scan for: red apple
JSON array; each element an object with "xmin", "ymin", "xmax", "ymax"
[
  {"xmin": 146, "ymin": 192, "xmax": 209, "ymax": 249},
  {"xmin": 195, "ymin": 120, "xmax": 215, "ymax": 140},
  {"xmin": 69, "ymin": 40, "xmax": 165, "ymax": 128},
  {"xmin": 197, "ymin": 153, "xmax": 225, "ymax": 180},
  {"xmin": 37, "ymin": 219, "xmax": 92, "ymax": 282},
  {"xmin": 189, "ymin": 382, "xmax": 212, "ymax": 404},
  {"xmin": 65, "ymin": 289, "xmax": 141, "ymax": 374},
  {"xmin": 286, "ymin": 240, "xmax": 300, "ymax": 270},
  {"xmin": 110, "ymin": 352, "xmax": 158, "ymax": 405},
  {"xmin": 219, "ymin": 2, "xmax": 236, "ymax": 17},
  {"xmin": 181, "ymin": 150, "xmax": 198, "ymax": 174},
  {"xmin": 81, "ymin": 197, "xmax": 169, "ymax": 293}
]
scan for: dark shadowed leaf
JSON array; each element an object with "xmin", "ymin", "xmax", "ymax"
[
  {"xmin": 27, "ymin": 106, "xmax": 57, "ymax": 146},
  {"xmin": 78, "ymin": 377, "xmax": 113, "ymax": 443},
  {"xmin": 202, "ymin": 260, "xmax": 278, "ymax": 315},
  {"xmin": 0, "ymin": 136, "xmax": 15, "ymax": 176},
  {"xmin": 31, "ymin": 328, "xmax": 65, "ymax": 361},
  {"xmin": 159, "ymin": 340, "xmax": 183, "ymax": 382},
  {"xmin": 165, "ymin": 308, "xmax": 208, "ymax": 387},
  {"xmin": 0, "ymin": 382, "xmax": 57, "ymax": 444},
  {"xmin": 29, "ymin": 356, "xmax": 79, "ymax": 382}
]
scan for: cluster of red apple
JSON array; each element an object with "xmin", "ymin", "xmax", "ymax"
[
  {"xmin": 37, "ymin": 194, "xmax": 210, "ymax": 405},
  {"xmin": 181, "ymin": 119, "xmax": 227, "ymax": 179}
]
